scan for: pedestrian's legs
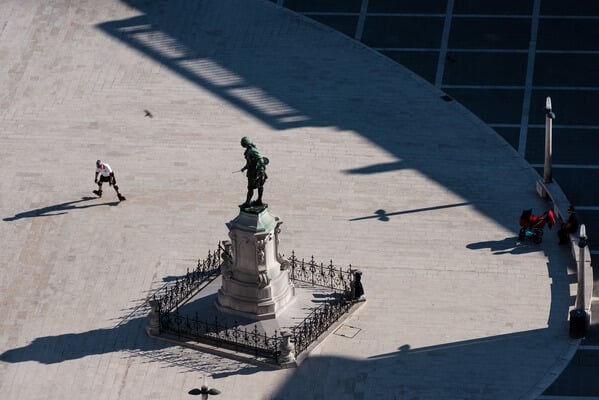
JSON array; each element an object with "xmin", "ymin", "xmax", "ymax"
[
  {"xmin": 112, "ymin": 184, "xmax": 126, "ymax": 201},
  {"xmin": 558, "ymin": 228, "xmax": 568, "ymax": 244},
  {"xmin": 94, "ymin": 181, "xmax": 103, "ymax": 197}
]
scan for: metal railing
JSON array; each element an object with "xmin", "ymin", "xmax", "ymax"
[
  {"xmin": 159, "ymin": 311, "xmax": 282, "ymax": 360},
  {"xmin": 288, "ymin": 251, "xmax": 354, "ymax": 296},
  {"xmin": 153, "ymin": 246, "xmax": 223, "ymax": 313},
  {"xmin": 151, "ymin": 248, "xmax": 360, "ymax": 364},
  {"xmin": 291, "ymin": 299, "xmax": 353, "ymax": 355}
]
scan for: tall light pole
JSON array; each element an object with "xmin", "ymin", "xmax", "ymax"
[
  {"xmin": 577, "ymin": 224, "xmax": 588, "ymax": 312},
  {"xmin": 570, "ymin": 224, "xmax": 589, "ymax": 338},
  {"xmin": 544, "ymin": 97, "xmax": 555, "ymax": 183}
]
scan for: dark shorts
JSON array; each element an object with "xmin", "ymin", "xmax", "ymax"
[{"xmin": 98, "ymin": 175, "xmax": 112, "ymax": 183}]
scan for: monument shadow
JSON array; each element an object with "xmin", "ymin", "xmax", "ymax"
[
  {"xmin": 0, "ymin": 315, "xmax": 261, "ymax": 376},
  {"xmin": 0, "ymin": 318, "xmax": 160, "ymax": 365}
]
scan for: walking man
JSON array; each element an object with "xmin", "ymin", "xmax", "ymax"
[
  {"xmin": 94, "ymin": 160, "xmax": 126, "ymax": 201},
  {"xmin": 558, "ymin": 204, "xmax": 578, "ymax": 245}
]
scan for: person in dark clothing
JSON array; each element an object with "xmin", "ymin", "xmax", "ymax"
[{"xmin": 558, "ymin": 205, "xmax": 579, "ymax": 245}]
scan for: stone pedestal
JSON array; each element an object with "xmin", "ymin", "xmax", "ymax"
[{"xmin": 216, "ymin": 206, "xmax": 295, "ymax": 320}]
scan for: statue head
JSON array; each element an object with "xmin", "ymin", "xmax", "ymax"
[{"xmin": 240, "ymin": 136, "xmax": 252, "ymax": 148}]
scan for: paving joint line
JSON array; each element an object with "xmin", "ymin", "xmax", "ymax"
[
  {"xmin": 434, "ymin": 0, "xmax": 454, "ymax": 88},
  {"xmin": 518, "ymin": 0, "xmax": 541, "ymax": 156},
  {"xmin": 354, "ymin": 0, "xmax": 368, "ymax": 41}
]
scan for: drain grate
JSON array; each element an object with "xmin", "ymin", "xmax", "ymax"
[{"xmin": 334, "ymin": 324, "xmax": 361, "ymax": 338}]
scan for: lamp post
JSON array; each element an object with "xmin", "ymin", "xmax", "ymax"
[
  {"xmin": 577, "ymin": 224, "xmax": 588, "ymax": 311},
  {"xmin": 569, "ymin": 224, "xmax": 588, "ymax": 338},
  {"xmin": 544, "ymin": 97, "xmax": 555, "ymax": 183}
]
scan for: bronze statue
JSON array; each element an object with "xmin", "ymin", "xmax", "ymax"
[{"xmin": 239, "ymin": 137, "xmax": 268, "ymax": 209}]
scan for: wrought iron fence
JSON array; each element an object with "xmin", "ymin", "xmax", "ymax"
[
  {"xmin": 153, "ymin": 246, "xmax": 223, "ymax": 313},
  {"xmin": 152, "ymin": 250, "xmax": 359, "ymax": 365},
  {"xmin": 288, "ymin": 252, "xmax": 354, "ymax": 297},
  {"xmin": 160, "ymin": 310, "xmax": 281, "ymax": 360},
  {"xmin": 292, "ymin": 300, "xmax": 353, "ymax": 355}
]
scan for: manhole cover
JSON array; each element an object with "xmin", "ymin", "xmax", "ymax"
[{"xmin": 334, "ymin": 325, "xmax": 361, "ymax": 338}]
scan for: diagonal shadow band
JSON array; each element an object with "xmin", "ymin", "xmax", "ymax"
[{"xmin": 343, "ymin": 161, "xmax": 405, "ymax": 175}]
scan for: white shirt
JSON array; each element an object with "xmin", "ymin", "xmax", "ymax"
[{"xmin": 96, "ymin": 163, "xmax": 113, "ymax": 177}]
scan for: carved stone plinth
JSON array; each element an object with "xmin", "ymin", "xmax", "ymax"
[{"xmin": 216, "ymin": 207, "xmax": 295, "ymax": 320}]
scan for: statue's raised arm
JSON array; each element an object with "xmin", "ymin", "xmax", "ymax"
[{"xmin": 239, "ymin": 137, "xmax": 269, "ymax": 210}]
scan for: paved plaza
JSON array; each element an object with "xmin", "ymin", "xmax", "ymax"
[{"xmin": 0, "ymin": 0, "xmax": 581, "ymax": 399}]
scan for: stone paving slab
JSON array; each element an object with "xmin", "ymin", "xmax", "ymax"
[{"xmin": 0, "ymin": 0, "xmax": 578, "ymax": 399}]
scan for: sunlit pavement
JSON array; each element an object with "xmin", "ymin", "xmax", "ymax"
[{"xmin": 0, "ymin": 1, "xmax": 580, "ymax": 399}]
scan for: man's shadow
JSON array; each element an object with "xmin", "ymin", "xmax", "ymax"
[
  {"xmin": 3, "ymin": 196, "xmax": 119, "ymax": 221},
  {"xmin": 466, "ymin": 236, "xmax": 543, "ymax": 255}
]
